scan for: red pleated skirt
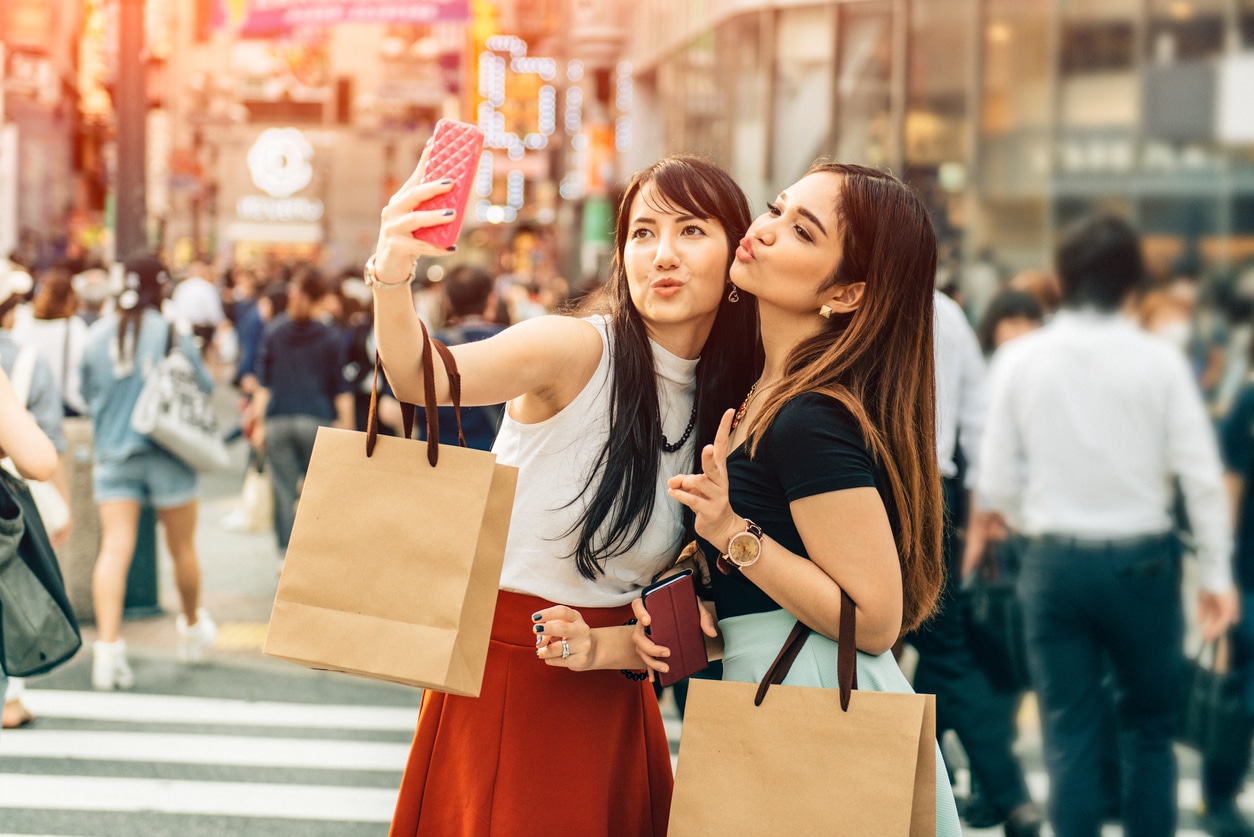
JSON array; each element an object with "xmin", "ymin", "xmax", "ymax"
[{"xmin": 388, "ymin": 590, "xmax": 674, "ymax": 837}]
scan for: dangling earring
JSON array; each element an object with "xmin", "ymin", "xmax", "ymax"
[
  {"xmin": 819, "ymin": 304, "xmax": 833, "ymax": 319},
  {"xmin": 727, "ymin": 283, "xmax": 740, "ymax": 304}
]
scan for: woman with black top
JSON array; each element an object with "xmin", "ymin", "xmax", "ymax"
[{"xmin": 635, "ymin": 162, "xmax": 962, "ymax": 835}]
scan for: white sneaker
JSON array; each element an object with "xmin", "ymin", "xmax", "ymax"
[
  {"xmin": 91, "ymin": 640, "xmax": 135, "ymax": 691},
  {"xmin": 176, "ymin": 608, "xmax": 217, "ymax": 664}
]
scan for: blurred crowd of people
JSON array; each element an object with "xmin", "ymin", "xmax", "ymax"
[
  {"xmin": 5, "ymin": 216, "xmax": 1254, "ymax": 837},
  {"xmin": 929, "ymin": 232, "xmax": 1254, "ymax": 837}
]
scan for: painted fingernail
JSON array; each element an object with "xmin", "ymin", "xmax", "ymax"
[
  {"xmin": 446, "ymin": 246, "xmax": 457, "ymax": 252},
  {"xmin": 535, "ymin": 635, "xmax": 544, "ymax": 647},
  {"xmin": 534, "ymin": 625, "xmax": 544, "ymax": 633},
  {"xmin": 439, "ymin": 178, "xmax": 454, "ymax": 185},
  {"xmin": 532, "ymin": 613, "xmax": 542, "ymax": 621},
  {"xmin": 442, "ymin": 209, "xmax": 455, "ymax": 217}
]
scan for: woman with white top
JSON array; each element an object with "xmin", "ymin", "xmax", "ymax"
[
  {"xmin": 13, "ymin": 266, "xmax": 89, "ymax": 416},
  {"xmin": 372, "ymin": 150, "xmax": 756, "ymax": 836}
]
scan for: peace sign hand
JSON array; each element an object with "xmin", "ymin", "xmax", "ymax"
[{"xmin": 666, "ymin": 409, "xmax": 744, "ymax": 552}]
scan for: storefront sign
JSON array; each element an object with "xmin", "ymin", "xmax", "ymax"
[
  {"xmin": 239, "ymin": 127, "xmax": 324, "ymax": 223},
  {"xmin": 248, "ymin": 128, "xmax": 313, "ymax": 197},
  {"xmin": 236, "ymin": 196, "xmax": 325, "ymax": 222},
  {"xmin": 218, "ymin": 0, "xmax": 470, "ymax": 33}
]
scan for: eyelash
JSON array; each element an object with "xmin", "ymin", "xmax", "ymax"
[
  {"xmin": 766, "ymin": 203, "xmax": 813, "ymax": 243},
  {"xmin": 631, "ymin": 225, "xmax": 705, "ymax": 239}
]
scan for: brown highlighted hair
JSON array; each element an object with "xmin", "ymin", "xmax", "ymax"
[
  {"xmin": 33, "ymin": 267, "xmax": 77, "ymax": 320},
  {"xmin": 745, "ymin": 162, "xmax": 944, "ymax": 634}
]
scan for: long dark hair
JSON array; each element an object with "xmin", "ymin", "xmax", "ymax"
[
  {"xmin": 116, "ymin": 251, "xmax": 169, "ymax": 363},
  {"xmin": 568, "ymin": 156, "xmax": 757, "ymax": 580},
  {"xmin": 746, "ymin": 162, "xmax": 943, "ymax": 634}
]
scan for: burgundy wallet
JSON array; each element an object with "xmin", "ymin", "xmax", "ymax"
[
  {"xmin": 413, "ymin": 119, "xmax": 484, "ymax": 249},
  {"xmin": 642, "ymin": 569, "xmax": 709, "ymax": 688}
]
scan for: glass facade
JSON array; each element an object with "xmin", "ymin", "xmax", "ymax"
[{"xmin": 625, "ymin": 0, "xmax": 1254, "ymax": 276}]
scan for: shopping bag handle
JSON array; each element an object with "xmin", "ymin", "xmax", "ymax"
[
  {"xmin": 754, "ymin": 588, "xmax": 859, "ymax": 712},
  {"xmin": 366, "ymin": 319, "xmax": 465, "ymax": 465}
]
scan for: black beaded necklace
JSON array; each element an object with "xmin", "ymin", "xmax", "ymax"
[{"xmin": 662, "ymin": 401, "xmax": 699, "ymax": 453}]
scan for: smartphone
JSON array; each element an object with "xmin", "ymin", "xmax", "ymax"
[
  {"xmin": 641, "ymin": 569, "xmax": 709, "ymax": 688},
  {"xmin": 412, "ymin": 119, "xmax": 485, "ymax": 249}
]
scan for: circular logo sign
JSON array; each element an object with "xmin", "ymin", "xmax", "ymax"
[{"xmin": 247, "ymin": 128, "xmax": 314, "ymax": 198}]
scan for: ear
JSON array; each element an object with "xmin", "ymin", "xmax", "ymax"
[{"xmin": 821, "ymin": 282, "xmax": 866, "ymax": 316}]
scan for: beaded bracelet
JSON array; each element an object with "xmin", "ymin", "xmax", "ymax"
[{"xmin": 621, "ymin": 618, "xmax": 650, "ymax": 681}]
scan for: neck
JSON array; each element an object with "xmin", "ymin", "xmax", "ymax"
[
  {"xmin": 643, "ymin": 314, "xmax": 715, "ymax": 361},
  {"xmin": 756, "ymin": 301, "xmax": 826, "ymax": 386}
]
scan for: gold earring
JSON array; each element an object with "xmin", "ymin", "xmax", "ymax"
[
  {"xmin": 819, "ymin": 304, "xmax": 833, "ymax": 319},
  {"xmin": 727, "ymin": 284, "xmax": 740, "ymax": 303}
]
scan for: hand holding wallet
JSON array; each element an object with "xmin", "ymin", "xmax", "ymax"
[{"xmin": 642, "ymin": 569, "xmax": 709, "ymax": 688}]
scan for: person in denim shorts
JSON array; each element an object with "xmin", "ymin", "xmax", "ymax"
[{"xmin": 79, "ymin": 252, "xmax": 218, "ymax": 690}]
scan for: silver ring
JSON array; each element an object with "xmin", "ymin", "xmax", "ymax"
[{"xmin": 561, "ymin": 639, "xmax": 571, "ymax": 660}]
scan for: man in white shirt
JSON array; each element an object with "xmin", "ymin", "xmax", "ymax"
[
  {"xmin": 911, "ymin": 291, "xmax": 1040, "ymax": 835},
  {"xmin": 167, "ymin": 260, "xmax": 224, "ymax": 355},
  {"xmin": 978, "ymin": 214, "xmax": 1238, "ymax": 837}
]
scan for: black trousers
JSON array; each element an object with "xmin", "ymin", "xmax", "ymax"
[
  {"xmin": 909, "ymin": 478, "xmax": 1032, "ymax": 820},
  {"xmin": 1020, "ymin": 533, "xmax": 1184, "ymax": 837}
]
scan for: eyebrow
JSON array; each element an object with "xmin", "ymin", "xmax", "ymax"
[
  {"xmin": 777, "ymin": 192, "xmax": 828, "ymax": 239},
  {"xmin": 630, "ymin": 214, "xmax": 704, "ymax": 226}
]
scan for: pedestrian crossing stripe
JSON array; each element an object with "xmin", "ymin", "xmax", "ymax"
[
  {"xmin": 15, "ymin": 689, "xmax": 418, "ymax": 731},
  {"xmin": 0, "ymin": 730, "xmax": 410, "ymax": 771},
  {"xmin": 0, "ymin": 775, "xmax": 397, "ymax": 823}
]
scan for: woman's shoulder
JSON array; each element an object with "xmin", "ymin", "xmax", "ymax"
[{"xmin": 773, "ymin": 391, "xmax": 860, "ymax": 432}]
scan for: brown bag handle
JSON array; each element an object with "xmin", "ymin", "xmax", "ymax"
[
  {"xmin": 754, "ymin": 588, "xmax": 859, "ymax": 712},
  {"xmin": 366, "ymin": 319, "xmax": 465, "ymax": 464}
]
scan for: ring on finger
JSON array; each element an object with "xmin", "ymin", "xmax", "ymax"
[{"xmin": 561, "ymin": 639, "xmax": 571, "ymax": 660}]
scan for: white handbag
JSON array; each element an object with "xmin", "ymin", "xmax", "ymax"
[
  {"xmin": 130, "ymin": 325, "xmax": 230, "ymax": 472},
  {"xmin": 3, "ymin": 347, "xmax": 70, "ymax": 535}
]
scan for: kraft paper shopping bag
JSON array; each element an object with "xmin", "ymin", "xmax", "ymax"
[
  {"xmin": 669, "ymin": 592, "xmax": 936, "ymax": 836},
  {"xmin": 264, "ymin": 326, "xmax": 517, "ymax": 697}
]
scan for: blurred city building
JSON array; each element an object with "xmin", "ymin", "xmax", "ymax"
[
  {"xmin": 621, "ymin": 0, "xmax": 1254, "ymax": 279},
  {"xmin": 0, "ymin": 2, "xmax": 87, "ymax": 267},
  {"xmin": 151, "ymin": 0, "xmax": 592, "ymax": 278}
]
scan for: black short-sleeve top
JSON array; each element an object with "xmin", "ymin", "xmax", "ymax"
[{"xmin": 697, "ymin": 392, "xmax": 900, "ymax": 619}]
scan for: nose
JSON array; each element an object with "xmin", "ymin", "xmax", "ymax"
[
  {"xmin": 749, "ymin": 217, "xmax": 775, "ymax": 246},
  {"xmin": 653, "ymin": 229, "xmax": 679, "ymax": 269}
]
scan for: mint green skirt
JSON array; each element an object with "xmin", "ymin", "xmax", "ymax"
[{"xmin": 720, "ymin": 609, "xmax": 963, "ymax": 837}]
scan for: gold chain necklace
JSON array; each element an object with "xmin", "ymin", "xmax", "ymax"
[{"xmin": 730, "ymin": 382, "xmax": 759, "ymax": 431}]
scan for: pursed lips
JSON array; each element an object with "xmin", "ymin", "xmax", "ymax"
[
  {"xmin": 651, "ymin": 277, "xmax": 685, "ymax": 297},
  {"xmin": 735, "ymin": 236, "xmax": 754, "ymax": 262}
]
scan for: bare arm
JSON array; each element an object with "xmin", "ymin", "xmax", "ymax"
[
  {"xmin": 0, "ymin": 367, "xmax": 58, "ymax": 481},
  {"xmin": 370, "ymin": 143, "xmax": 602, "ymax": 418},
  {"xmin": 668, "ymin": 411, "xmax": 904, "ymax": 656}
]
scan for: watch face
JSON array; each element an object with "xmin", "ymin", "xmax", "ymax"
[{"xmin": 728, "ymin": 532, "xmax": 760, "ymax": 566}]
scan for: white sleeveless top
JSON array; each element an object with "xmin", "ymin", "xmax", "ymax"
[{"xmin": 493, "ymin": 315, "xmax": 699, "ymax": 607}]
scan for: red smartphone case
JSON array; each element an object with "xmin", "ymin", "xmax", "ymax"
[
  {"xmin": 642, "ymin": 570, "xmax": 709, "ymax": 688},
  {"xmin": 412, "ymin": 119, "xmax": 485, "ymax": 249}
]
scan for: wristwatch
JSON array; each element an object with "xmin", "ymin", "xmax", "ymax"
[{"xmin": 716, "ymin": 518, "xmax": 764, "ymax": 575}]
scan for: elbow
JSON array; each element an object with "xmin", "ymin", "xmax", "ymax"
[
  {"xmin": 856, "ymin": 624, "xmax": 898, "ymax": 657},
  {"xmin": 849, "ymin": 598, "xmax": 903, "ymax": 656},
  {"xmin": 388, "ymin": 381, "xmax": 424, "ymax": 406},
  {"xmin": 19, "ymin": 446, "xmax": 58, "ymax": 483}
]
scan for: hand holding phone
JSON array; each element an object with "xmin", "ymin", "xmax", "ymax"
[
  {"xmin": 412, "ymin": 119, "xmax": 484, "ymax": 249},
  {"xmin": 641, "ymin": 569, "xmax": 709, "ymax": 688}
]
